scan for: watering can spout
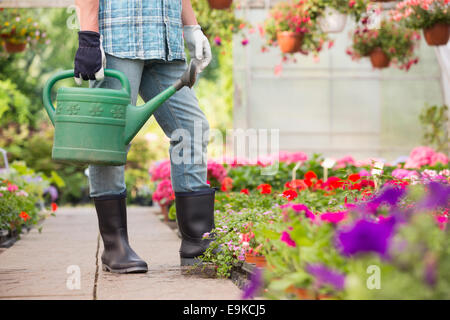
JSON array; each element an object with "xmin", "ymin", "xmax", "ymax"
[{"xmin": 124, "ymin": 59, "xmax": 201, "ymax": 145}]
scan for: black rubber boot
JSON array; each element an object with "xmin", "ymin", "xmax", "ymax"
[
  {"xmin": 93, "ymin": 194, "xmax": 148, "ymax": 273},
  {"xmin": 175, "ymin": 188, "xmax": 216, "ymax": 266}
]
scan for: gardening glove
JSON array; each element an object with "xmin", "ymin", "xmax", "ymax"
[
  {"xmin": 183, "ymin": 25, "xmax": 212, "ymax": 73},
  {"xmin": 74, "ymin": 31, "xmax": 106, "ymax": 85}
]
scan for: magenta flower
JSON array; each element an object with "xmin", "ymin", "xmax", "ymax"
[
  {"xmin": 336, "ymin": 219, "xmax": 395, "ymax": 258},
  {"xmin": 291, "ymin": 203, "xmax": 316, "ymax": 221},
  {"xmin": 306, "ymin": 264, "xmax": 346, "ymax": 291},
  {"xmin": 214, "ymin": 36, "xmax": 222, "ymax": 46},
  {"xmin": 241, "ymin": 38, "xmax": 249, "ymax": 46},
  {"xmin": 7, "ymin": 184, "xmax": 18, "ymax": 192},
  {"xmin": 320, "ymin": 211, "xmax": 347, "ymax": 224},
  {"xmin": 149, "ymin": 160, "xmax": 171, "ymax": 181},
  {"xmin": 280, "ymin": 231, "xmax": 296, "ymax": 247}
]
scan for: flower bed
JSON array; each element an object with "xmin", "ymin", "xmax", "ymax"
[
  {"xmin": 165, "ymin": 146, "xmax": 449, "ymax": 299},
  {"xmin": 0, "ymin": 161, "xmax": 58, "ymax": 247}
]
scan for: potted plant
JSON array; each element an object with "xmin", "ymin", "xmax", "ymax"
[
  {"xmin": 207, "ymin": 0, "xmax": 233, "ymax": 10},
  {"xmin": 347, "ymin": 20, "xmax": 420, "ymax": 70},
  {"xmin": 264, "ymin": 0, "xmax": 327, "ymax": 55},
  {"xmin": 392, "ymin": 0, "xmax": 450, "ymax": 46},
  {"xmin": 312, "ymin": 0, "xmax": 368, "ymax": 33},
  {"xmin": 0, "ymin": 9, "xmax": 48, "ymax": 54},
  {"xmin": 152, "ymin": 179, "xmax": 175, "ymax": 222}
]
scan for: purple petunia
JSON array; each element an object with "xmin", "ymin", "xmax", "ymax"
[
  {"xmin": 242, "ymin": 268, "xmax": 263, "ymax": 300},
  {"xmin": 44, "ymin": 185, "xmax": 58, "ymax": 202},
  {"xmin": 336, "ymin": 218, "xmax": 395, "ymax": 258},
  {"xmin": 419, "ymin": 182, "xmax": 450, "ymax": 210},
  {"xmin": 371, "ymin": 186, "xmax": 406, "ymax": 207},
  {"xmin": 306, "ymin": 263, "xmax": 346, "ymax": 291}
]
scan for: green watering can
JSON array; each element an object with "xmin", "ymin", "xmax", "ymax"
[{"xmin": 43, "ymin": 59, "xmax": 200, "ymax": 166}]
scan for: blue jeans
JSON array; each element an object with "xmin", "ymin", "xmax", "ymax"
[{"xmin": 89, "ymin": 54, "xmax": 210, "ymax": 197}]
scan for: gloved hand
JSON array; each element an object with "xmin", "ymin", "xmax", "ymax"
[
  {"xmin": 74, "ymin": 31, "xmax": 106, "ymax": 85},
  {"xmin": 183, "ymin": 25, "xmax": 212, "ymax": 73}
]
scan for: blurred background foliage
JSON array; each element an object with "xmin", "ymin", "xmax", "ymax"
[{"xmin": 0, "ymin": 6, "xmax": 238, "ymax": 205}]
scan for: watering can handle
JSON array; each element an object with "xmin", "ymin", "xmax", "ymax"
[{"xmin": 42, "ymin": 69, "xmax": 131, "ymax": 126}]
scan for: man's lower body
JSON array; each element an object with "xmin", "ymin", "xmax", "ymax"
[{"xmin": 89, "ymin": 54, "xmax": 215, "ymax": 273}]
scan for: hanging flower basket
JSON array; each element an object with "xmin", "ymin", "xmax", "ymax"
[
  {"xmin": 207, "ymin": 0, "xmax": 233, "ymax": 10},
  {"xmin": 423, "ymin": 22, "xmax": 450, "ymax": 46},
  {"xmin": 0, "ymin": 10, "xmax": 49, "ymax": 53},
  {"xmin": 318, "ymin": 8, "xmax": 348, "ymax": 33},
  {"xmin": 3, "ymin": 41, "xmax": 27, "ymax": 53},
  {"xmin": 277, "ymin": 31, "xmax": 304, "ymax": 54},
  {"xmin": 370, "ymin": 47, "xmax": 390, "ymax": 69}
]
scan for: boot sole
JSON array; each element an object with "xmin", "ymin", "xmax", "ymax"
[{"xmin": 102, "ymin": 263, "xmax": 148, "ymax": 274}]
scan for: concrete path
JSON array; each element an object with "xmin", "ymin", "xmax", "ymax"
[{"xmin": 0, "ymin": 206, "xmax": 241, "ymax": 300}]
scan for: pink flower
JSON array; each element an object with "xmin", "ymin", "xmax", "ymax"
[
  {"xmin": 278, "ymin": 151, "xmax": 308, "ymax": 164},
  {"xmin": 391, "ymin": 168, "xmax": 419, "ymax": 179},
  {"xmin": 7, "ymin": 184, "xmax": 18, "ymax": 192},
  {"xmin": 320, "ymin": 211, "xmax": 348, "ymax": 224},
  {"xmin": 280, "ymin": 231, "xmax": 296, "ymax": 247},
  {"xmin": 207, "ymin": 160, "xmax": 227, "ymax": 183},
  {"xmin": 404, "ymin": 146, "xmax": 447, "ymax": 168},
  {"xmin": 214, "ymin": 36, "xmax": 222, "ymax": 46},
  {"xmin": 241, "ymin": 38, "xmax": 249, "ymax": 46},
  {"xmin": 335, "ymin": 155, "xmax": 356, "ymax": 169},
  {"xmin": 431, "ymin": 152, "xmax": 448, "ymax": 166},
  {"xmin": 149, "ymin": 160, "xmax": 171, "ymax": 181},
  {"xmin": 359, "ymin": 169, "xmax": 371, "ymax": 177},
  {"xmin": 274, "ymin": 63, "xmax": 283, "ymax": 76},
  {"xmin": 152, "ymin": 179, "xmax": 175, "ymax": 205}
]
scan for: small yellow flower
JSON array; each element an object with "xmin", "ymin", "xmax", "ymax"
[
  {"xmin": 26, "ymin": 18, "xmax": 32, "ymax": 23},
  {"xmin": 4, "ymin": 22, "xmax": 9, "ymax": 26}
]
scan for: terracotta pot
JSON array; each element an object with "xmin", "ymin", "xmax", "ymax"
[
  {"xmin": 369, "ymin": 48, "xmax": 390, "ymax": 69},
  {"xmin": 423, "ymin": 23, "xmax": 450, "ymax": 46},
  {"xmin": 4, "ymin": 41, "xmax": 26, "ymax": 53},
  {"xmin": 244, "ymin": 253, "xmax": 266, "ymax": 267},
  {"xmin": 318, "ymin": 8, "xmax": 348, "ymax": 33},
  {"xmin": 160, "ymin": 204, "xmax": 169, "ymax": 222},
  {"xmin": 277, "ymin": 32, "xmax": 304, "ymax": 54},
  {"xmin": 208, "ymin": 0, "xmax": 232, "ymax": 10}
]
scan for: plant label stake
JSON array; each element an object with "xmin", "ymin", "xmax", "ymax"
[
  {"xmin": 291, "ymin": 161, "xmax": 302, "ymax": 185},
  {"xmin": 321, "ymin": 158, "xmax": 336, "ymax": 181},
  {"xmin": 371, "ymin": 161, "xmax": 384, "ymax": 190},
  {"xmin": 43, "ymin": 59, "xmax": 200, "ymax": 166}
]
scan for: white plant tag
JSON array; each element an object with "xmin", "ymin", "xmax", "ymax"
[{"xmin": 321, "ymin": 158, "xmax": 336, "ymax": 169}]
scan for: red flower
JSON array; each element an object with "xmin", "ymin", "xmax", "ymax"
[
  {"xmin": 51, "ymin": 202, "xmax": 58, "ymax": 212},
  {"xmin": 19, "ymin": 211, "xmax": 30, "ymax": 222},
  {"xmin": 348, "ymin": 173, "xmax": 361, "ymax": 182},
  {"xmin": 326, "ymin": 176, "xmax": 344, "ymax": 190},
  {"xmin": 282, "ymin": 189, "xmax": 298, "ymax": 201},
  {"xmin": 221, "ymin": 177, "xmax": 233, "ymax": 192},
  {"xmin": 351, "ymin": 183, "xmax": 362, "ymax": 191},
  {"xmin": 240, "ymin": 188, "xmax": 250, "ymax": 195},
  {"xmin": 257, "ymin": 184, "xmax": 272, "ymax": 194},
  {"xmin": 304, "ymin": 171, "xmax": 317, "ymax": 181},
  {"xmin": 284, "ymin": 179, "xmax": 308, "ymax": 190}
]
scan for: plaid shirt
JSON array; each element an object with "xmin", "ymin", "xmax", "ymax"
[{"xmin": 99, "ymin": 0, "xmax": 185, "ymax": 61}]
